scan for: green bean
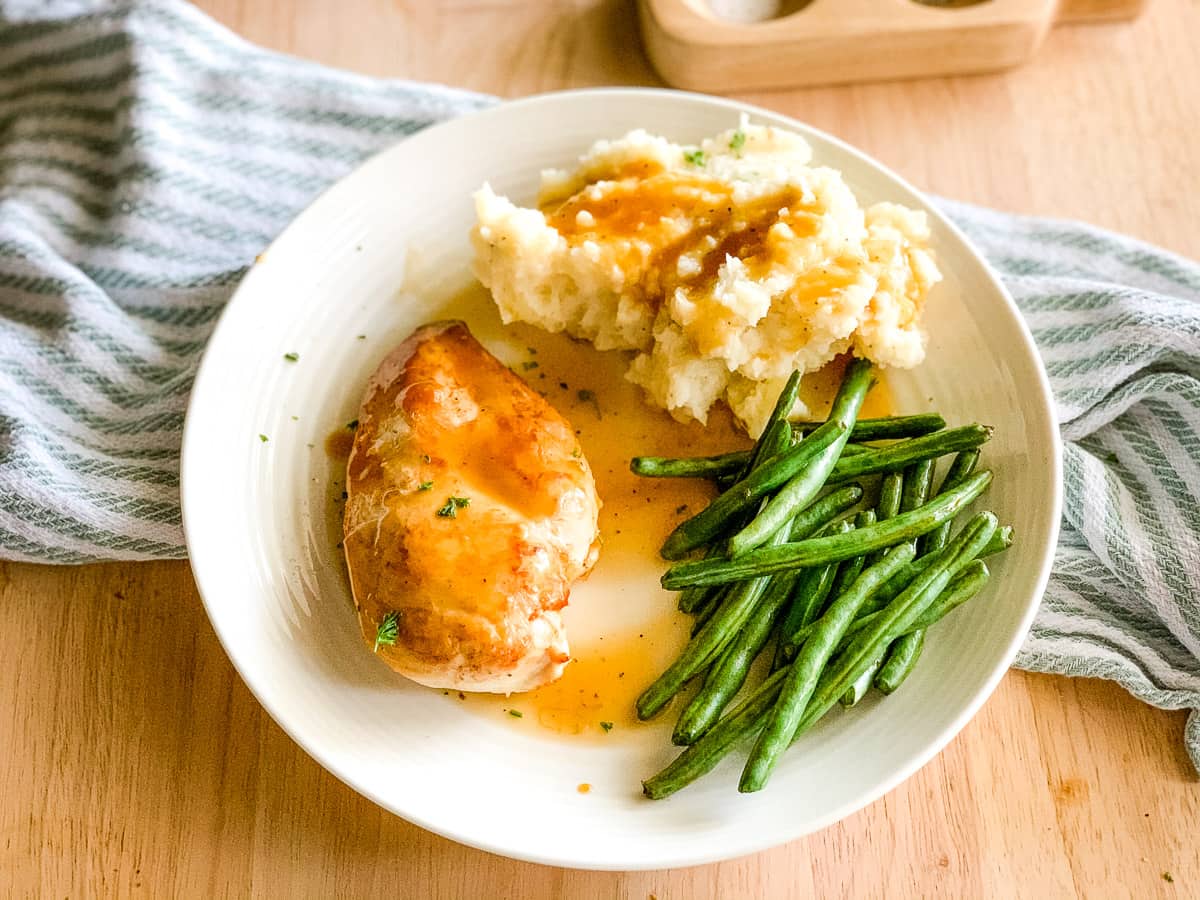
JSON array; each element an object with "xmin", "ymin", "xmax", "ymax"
[
  {"xmin": 674, "ymin": 569, "xmax": 796, "ymax": 744},
  {"xmin": 742, "ymin": 371, "xmax": 803, "ymax": 477},
  {"xmin": 640, "ymin": 511, "xmax": 798, "ymax": 720},
  {"xmin": 631, "ymin": 451, "xmax": 748, "ymax": 479},
  {"xmin": 874, "ymin": 630, "xmax": 925, "ymax": 695},
  {"xmin": 648, "ymin": 561, "xmax": 993, "ymax": 801},
  {"xmin": 678, "ymin": 540, "xmax": 742, "ymax": 615},
  {"xmin": 900, "ymin": 459, "xmax": 935, "ymax": 516},
  {"xmin": 876, "ymin": 451, "xmax": 965, "ymax": 673},
  {"xmin": 686, "ymin": 447, "xmax": 897, "ymax": 487},
  {"xmin": 851, "ymin": 560, "xmax": 989, "ymax": 655},
  {"xmin": 866, "ymin": 470, "xmax": 905, "ymax": 566},
  {"xmin": 771, "ymin": 560, "xmax": 838, "ymax": 671},
  {"xmin": 739, "ymin": 543, "xmax": 916, "ymax": 792},
  {"xmin": 826, "ymin": 425, "xmax": 992, "ymax": 484},
  {"xmin": 786, "ymin": 548, "xmax": 997, "ymax": 653},
  {"xmin": 785, "ymin": 513, "xmax": 999, "ymax": 746},
  {"xmin": 687, "ymin": 585, "xmax": 722, "ymax": 618},
  {"xmin": 782, "ymin": 484, "xmax": 864, "ymax": 542},
  {"xmin": 672, "ymin": 419, "xmax": 790, "ymax": 598},
  {"xmin": 726, "ymin": 360, "xmax": 873, "ymax": 556},
  {"xmin": 678, "ymin": 581, "xmax": 717, "ymax": 614},
  {"xmin": 632, "ymin": 419, "xmax": 945, "ymax": 483},
  {"xmin": 642, "ymin": 553, "xmax": 992, "ymax": 799},
  {"xmin": 870, "ymin": 525, "xmax": 1009, "ymax": 612},
  {"xmin": 869, "ymin": 457, "xmax": 937, "ymax": 685},
  {"xmin": 690, "ymin": 589, "xmax": 723, "ymax": 636},
  {"xmin": 677, "ymin": 543, "xmax": 733, "ymax": 615},
  {"xmin": 919, "ymin": 450, "xmax": 980, "ymax": 556},
  {"xmin": 673, "ymin": 492, "xmax": 863, "ymax": 728},
  {"xmin": 639, "ymin": 579, "xmax": 767, "ymax": 719},
  {"xmin": 892, "ymin": 559, "xmax": 990, "ymax": 640},
  {"xmin": 897, "ymin": 458, "xmax": 935, "ymax": 559},
  {"xmin": 855, "ymin": 481, "xmax": 936, "ymax": 653},
  {"xmin": 661, "ymin": 471, "xmax": 994, "ymax": 589},
  {"xmin": 684, "ymin": 484, "xmax": 859, "ymax": 625},
  {"xmin": 791, "ymin": 413, "xmax": 946, "ymax": 441},
  {"xmin": 685, "ymin": 485, "xmax": 857, "ymax": 627},
  {"xmin": 840, "ymin": 658, "xmax": 881, "ymax": 707},
  {"xmin": 770, "ymin": 520, "xmax": 854, "ymax": 670},
  {"xmin": 827, "ymin": 510, "xmax": 875, "ymax": 603},
  {"xmin": 632, "ymin": 417, "xmax": 948, "ymax": 483},
  {"xmin": 877, "ymin": 472, "xmax": 904, "ymax": 521},
  {"xmin": 852, "ymin": 560, "xmax": 989, "ymax": 656},
  {"xmin": 676, "ymin": 420, "xmax": 794, "ymax": 614},
  {"xmin": 643, "ymin": 667, "xmax": 787, "ymax": 800},
  {"xmin": 658, "ymin": 418, "xmax": 847, "ymax": 560}
]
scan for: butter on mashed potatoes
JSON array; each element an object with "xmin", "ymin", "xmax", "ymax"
[{"xmin": 470, "ymin": 120, "xmax": 941, "ymax": 437}]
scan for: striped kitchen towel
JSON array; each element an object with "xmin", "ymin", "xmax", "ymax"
[{"xmin": 1, "ymin": 0, "xmax": 1197, "ymax": 770}]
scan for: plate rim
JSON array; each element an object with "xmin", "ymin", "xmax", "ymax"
[{"xmin": 181, "ymin": 85, "xmax": 1064, "ymax": 871}]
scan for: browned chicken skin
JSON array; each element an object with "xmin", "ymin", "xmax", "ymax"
[{"xmin": 342, "ymin": 321, "xmax": 600, "ymax": 692}]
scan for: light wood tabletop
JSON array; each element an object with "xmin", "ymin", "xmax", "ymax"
[{"xmin": 3, "ymin": 1, "xmax": 1199, "ymax": 897}]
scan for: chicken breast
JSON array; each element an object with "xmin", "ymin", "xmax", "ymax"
[{"xmin": 342, "ymin": 320, "xmax": 601, "ymax": 692}]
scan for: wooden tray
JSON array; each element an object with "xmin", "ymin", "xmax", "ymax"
[{"xmin": 638, "ymin": 0, "xmax": 1148, "ymax": 91}]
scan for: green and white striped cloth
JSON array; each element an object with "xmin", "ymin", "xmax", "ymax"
[{"xmin": 2, "ymin": 1, "xmax": 1197, "ymax": 770}]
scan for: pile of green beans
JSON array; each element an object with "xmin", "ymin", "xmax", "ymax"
[{"xmin": 628, "ymin": 358, "xmax": 1014, "ymax": 798}]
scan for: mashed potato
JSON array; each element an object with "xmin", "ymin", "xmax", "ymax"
[{"xmin": 471, "ymin": 120, "xmax": 940, "ymax": 437}]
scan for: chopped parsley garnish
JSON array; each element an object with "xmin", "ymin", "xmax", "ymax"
[
  {"xmin": 729, "ymin": 130, "xmax": 746, "ymax": 153},
  {"xmin": 418, "ymin": 481, "xmax": 433, "ymax": 491},
  {"xmin": 600, "ymin": 721, "xmax": 613, "ymax": 732},
  {"xmin": 258, "ymin": 434, "xmax": 268, "ymax": 443},
  {"xmin": 283, "ymin": 352, "xmax": 299, "ymax": 362},
  {"xmin": 345, "ymin": 419, "xmax": 359, "ymax": 431},
  {"xmin": 508, "ymin": 709, "xmax": 523, "ymax": 718},
  {"xmin": 1163, "ymin": 873, "xmax": 1175, "ymax": 883},
  {"xmin": 522, "ymin": 361, "xmax": 539, "ymax": 371},
  {"xmin": 437, "ymin": 496, "xmax": 471, "ymax": 518},
  {"xmin": 683, "ymin": 148, "xmax": 707, "ymax": 166},
  {"xmin": 374, "ymin": 610, "xmax": 399, "ymax": 652},
  {"xmin": 356, "ymin": 334, "xmax": 366, "ymax": 340}
]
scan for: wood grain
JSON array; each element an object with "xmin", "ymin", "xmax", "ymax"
[
  {"xmin": 1058, "ymin": 0, "xmax": 1151, "ymax": 21},
  {"xmin": 639, "ymin": 0, "xmax": 1064, "ymax": 92},
  {"xmin": 639, "ymin": 0, "xmax": 1149, "ymax": 93},
  {"xmin": 3, "ymin": 0, "xmax": 1199, "ymax": 896}
]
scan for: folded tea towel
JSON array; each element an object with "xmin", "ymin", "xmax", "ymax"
[{"xmin": 1, "ymin": 0, "xmax": 1197, "ymax": 771}]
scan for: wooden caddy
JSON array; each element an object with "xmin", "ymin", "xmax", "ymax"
[{"xmin": 638, "ymin": 0, "xmax": 1149, "ymax": 91}]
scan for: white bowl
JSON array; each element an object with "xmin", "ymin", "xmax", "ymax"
[{"xmin": 181, "ymin": 88, "xmax": 1062, "ymax": 870}]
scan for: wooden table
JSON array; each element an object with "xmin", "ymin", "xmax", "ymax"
[{"xmin": 3, "ymin": 1, "xmax": 1198, "ymax": 896}]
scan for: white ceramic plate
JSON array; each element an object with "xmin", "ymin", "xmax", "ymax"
[{"xmin": 182, "ymin": 88, "xmax": 1062, "ymax": 870}]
